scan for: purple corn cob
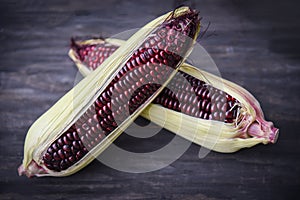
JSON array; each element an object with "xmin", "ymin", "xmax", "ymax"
[{"xmin": 42, "ymin": 10, "xmax": 200, "ymax": 172}]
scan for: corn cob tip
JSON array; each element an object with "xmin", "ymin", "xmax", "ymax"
[
  {"xmin": 70, "ymin": 37, "xmax": 77, "ymax": 49},
  {"xmin": 70, "ymin": 38, "xmax": 82, "ymax": 59},
  {"xmin": 18, "ymin": 161, "xmax": 47, "ymax": 178}
]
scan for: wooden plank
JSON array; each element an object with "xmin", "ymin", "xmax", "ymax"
[{"xmin": 1, "ymin": 0, "xmax": 299, "ymax": 199}]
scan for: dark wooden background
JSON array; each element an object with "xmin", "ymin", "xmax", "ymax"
[{"xmin": 1, "ymin": 0, "xmax": 299, "ymax": 199}]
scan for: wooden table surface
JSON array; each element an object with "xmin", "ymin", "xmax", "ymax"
[{"xmin": 1, "ymin": 0, "xmax": 299, "ymax": 199}]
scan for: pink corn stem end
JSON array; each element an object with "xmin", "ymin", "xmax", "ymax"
[
  {"xmin": 247, "ymin": 117, "xmax": 279, "ymax": 144},
  {"xmin": 18, "ymin": 160, "xmax": 48, "ymax": 178}
]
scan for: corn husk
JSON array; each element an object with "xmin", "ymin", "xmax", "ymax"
[
  {"xmin": 19, "ymin": 6, "xmax": 200, "ymax": 177},
  {"xmin": 69, "ymin": 38, "xmax": 279, "ymax": 154}
]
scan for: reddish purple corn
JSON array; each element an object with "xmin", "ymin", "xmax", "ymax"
[
  {"xmin": 155, "ymin": 71, "xmax": 239, "ymax": 123},
  {"xmin": 71, "ymin": 39, "xmax": 117, "ymax": 70},
  {"xmin": 43, "ymin": 10, "xmax": 200, "ymax": 172},
  {"xmin": 71, "ymin": 43, "xmax": 240, "ymax": 123}
]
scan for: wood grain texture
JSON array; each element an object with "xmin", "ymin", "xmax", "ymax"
[{"xmin": 1, "ymin": 0, "xmax": 299, "ymax": 199}]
